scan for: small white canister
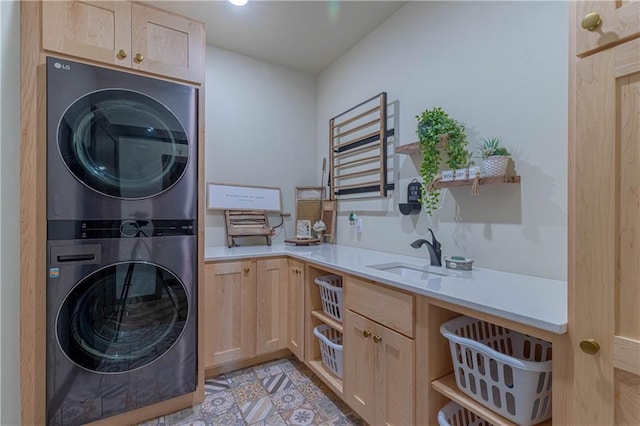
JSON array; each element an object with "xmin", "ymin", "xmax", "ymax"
[
  {"xmin": 454, "ymin": 168, "xmax": 469, "ymax": 180},
  {"xmin": 441, "ymin": 170, "xmax": 454, "ymax": 181}
]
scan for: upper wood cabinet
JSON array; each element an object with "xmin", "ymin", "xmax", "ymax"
[
  {"xmin": 42, "ymin": 1, "xmax": 205, "ymax": 83},
  {"xmin": 575, "ymin": 1, "xmax": 640, "ymax": 56}
]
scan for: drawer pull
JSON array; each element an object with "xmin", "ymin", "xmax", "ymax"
[
  {"xmin": 581, "ymin": 12, "xmax": 602, "ymax": 31},
  {"xmin": 243, "ymin": 268, "xmax": 250, "ymax": 273},
  {"xmin": 580, "ymin": 339, "xmax": 600, "ymax": 355},
  {"xmin": 117, "ymin": 49, "xmax": 127, "ymax": 59},
  {"xmin": 373, "ymin": 335, "xmax": 382, "ymax": 343},
  {"xmin": 134, "ymin": 53, "xmax": 144, "ymax": 63},
  {"xmin": 363, "ymin": 330, "xmax": 371, "ymax": 338}
]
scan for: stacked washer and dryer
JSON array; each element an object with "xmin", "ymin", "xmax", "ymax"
[{"xmin": 46, "ymin": 57, "xmax": 198, "ymax": 425}]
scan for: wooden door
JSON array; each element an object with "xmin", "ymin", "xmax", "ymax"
[
  {"xmin": 256, "ymin": 258, "xmax": 288, "ymax": 355},
  {"xmin": 42, "ymin": 1, "xmax": 132, "ymax": 67},
  {"xmin": 374, "ymin": 323, "xmax": 415, "ymax": 426},
  {"xmin": 287, "ymin": 260, "xmax": 305, "ymax": 360},
  {"xmin": 576, "ymin": 1, "xmax": 640, "ymax": 56},
  {"xmin": 573, "ymin": 38, "xmax": 640, "ymax": 425},
  {"xmin": 204, "ymin": 261, "xmax": 256, "ymax": 368},
  {"xmin": 344, "ymin": 310, "xmax": 376, "ymax": 425},
  {"xmin": 130, "ymin": 3, "xmax": 204, "ymax": 83}
]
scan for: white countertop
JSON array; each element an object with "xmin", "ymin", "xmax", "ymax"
[{"xmin": 205, "ymin": 243, "xmax": 567, "ymax": 334}]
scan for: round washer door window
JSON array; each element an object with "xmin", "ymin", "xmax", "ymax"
[
  {"xmin": 58, "ymin": 89, "xmax": 189, "ymax": 199},
  {"xmin": 56, "ymin": 262, "xmax": 190, "ymax": 373}
]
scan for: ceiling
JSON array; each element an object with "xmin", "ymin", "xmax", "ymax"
[{"xmin": 147, "ymin": 1, "xmax": 406, "ymax": 75}]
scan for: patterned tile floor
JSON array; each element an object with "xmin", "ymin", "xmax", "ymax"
[{"xmin": 139, "ymin": 356, "xmax": 365, "ymax": 426}]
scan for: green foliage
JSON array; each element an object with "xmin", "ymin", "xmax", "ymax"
[
  {"xmin": 478, "ymin": 137, "xmax": 510, "ymax": 158},
  {"xmin": 415, "ymin": 107, "xmax": 469, "ymax": 216}
]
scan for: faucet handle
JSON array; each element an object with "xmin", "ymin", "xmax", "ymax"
[{"xmin": 428, "ymin": 228, "xmax": 441, "ymax": 251}]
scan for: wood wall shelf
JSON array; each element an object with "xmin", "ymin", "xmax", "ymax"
[
  {"xmin": 432, "ymin": 373, "xmax": 552, "ymax": 426},
  {"xmin": 395, "ymin": 142, "xmax": 420, "ymax": 155},
  {"xmin": 433, "ymin": 175, "xmax": 520, "ymax": 189}
]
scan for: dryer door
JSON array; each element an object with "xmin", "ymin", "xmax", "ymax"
[
  {"xmin": 56, "ymin": 261, "xmax": 190, "ymax": 373},
  {"xmin": 57, "ymin": 89, "xmax": 189, "ymax": 199}
]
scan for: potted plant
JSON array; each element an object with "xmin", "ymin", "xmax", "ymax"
[
  {"xmin": 416, "ymin": 107, "xmax": 469, "ymax": 215},
  {"xmin": 478, "ymin": 137, "xmax": 510, "ymax": 177}
]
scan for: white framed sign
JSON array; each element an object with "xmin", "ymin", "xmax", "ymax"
[{"xmin": 207, "ymin": 183, "xmax": 282, "ymax": 212}]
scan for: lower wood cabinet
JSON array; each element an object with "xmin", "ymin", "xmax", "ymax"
[
  {"xmin": 204, "ymin": 258, "xmax": 288, "ymax": 369},
  {"xmin": 256, "ymin": 258, "xmax": 289, "ymax": 355},
  {"xmin": 344, "ymin": 310, "xmax": 415, "ymax": 426},
  {"xmin": 287, "ymin": 259, "xmax": 305, "ymax": 360}
]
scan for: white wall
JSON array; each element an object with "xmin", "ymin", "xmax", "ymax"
[
  {"xmin": 0, "ymin": 0, "xmax": 21, "ymax": 425},
  {"xmin": 318, "ymin": 1, "xmax": 568, "ymax": 280},
  {"xmin": 204, "ymin": 45, "xmax": 318, "ymax": 246}
]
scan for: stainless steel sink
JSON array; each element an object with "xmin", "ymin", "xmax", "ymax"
[{"xmin": 366, "ymin": 262, "xmax": 450, "ymax": 280}]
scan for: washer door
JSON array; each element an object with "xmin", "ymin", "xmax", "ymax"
[
  {"xmin": 56, "ymin": 261, "xmax": 189, "ymax": 373},
  {"xmin": 58, "ymin": 89, "xmax": 189, "ymax": 199}
]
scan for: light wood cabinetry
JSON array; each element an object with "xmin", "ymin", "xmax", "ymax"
[
  {"xmin": 287, "ymin": 260, "xmax": 305, "ymax": 360},
  {"xmin": 205, "ymin": 258, "xmax": 288, "ymax": 369},
  {"xmin": 344, "ymin": 310, "xmax": 415, "ymax": 426},
  {"xmin": 204, "ymin": 261, "xmax": 257, "ymax": 367},
  {"xmin": 256, "ymin": 258, "xmax": 289, "ymax": 355},
  {"xmin": 344, "ymin": 278, "xmax": 416, "ymax": 425},
  {"xmin": 571, "ymin": 2, "xmax": 640, "ymax": 422},
  {"xmin": 42, "ymin": 0, "xmax": 204, "ymax": 82},
  {"xmin": 575, "ymin": 1, "xmax": 640, "ymax": 56}
]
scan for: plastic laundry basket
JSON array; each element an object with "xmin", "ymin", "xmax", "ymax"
[
  {"xmin": 440, "ymin": 316, "xmax": 553, "ymax": 426},
  {"xmin": 313, "ymin": 324, "xmax": 343, "ymax": 378},
  {"xmin": 437, "ymin": 401, "xmax": 493, "ymax": 426},
  {"xmin": 314, "ymin": 275, "xmax": 344, "ymax": 322}
]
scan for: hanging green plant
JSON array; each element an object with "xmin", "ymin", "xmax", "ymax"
[{"xmin": 415, "ymin": 107, "xmax": 469, "ymax": 215}]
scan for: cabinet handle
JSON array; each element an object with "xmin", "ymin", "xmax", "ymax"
[
  {"xmin": 581, "ymin": 12, "xmax": 602, "ymax": 31},
  {"xmin": 373, "ymin": 335, "xmax": 382, "ymax": 343},
  {"xmin": 580, "ymin": 339, "xmax": 600, "ymax": 355},
  {"xmin": 117, "ymin": 49, "xmax": 128, "ymax": 59},
  {"xmin": 243, "ymin": 268, "xmax": 250, "ymax": 273},
  {"xmin": 134, "ymin": 53, "xmax": 144, "ymax": 63},
  {"xmin": 362, "ymin": 330, "xmax": 371, "ymax": 338}
]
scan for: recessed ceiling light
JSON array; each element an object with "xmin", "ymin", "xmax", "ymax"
[{"xmin": 229, "ymin": 0, "xmax": 248, "ymax": 6}]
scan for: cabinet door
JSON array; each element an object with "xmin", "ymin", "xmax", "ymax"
[
  {"xmin": 204, "ymin": 261, "xmax": 256, "ymax": 368},
  {"xmin": 287, "ymin": 260, "xmax": 305, "ymax": 360},
  {"xmin": 344, "ymin": 310, "xmax": 376, "ymax": 425},
  {"xmin": 573, "ymin": 38, "xmax": 640, "ymax": 425},
  {"xmin": 42, "ymin": 1, "xmax": 132, "ymax": 67},
  {"xmin": 256, "ymin": 258, "xmax": 288, "ymax": 355},
  {"xmin": 576, "ymin": 1, "xmax": 640, "ymax": 56},
  {"xmin": 374, "ymin": 322, "xmax": 415, "ymax": 426},
  {"xmin": 130, "ymin": 3, "xmax": 204, "ymax": 83}
]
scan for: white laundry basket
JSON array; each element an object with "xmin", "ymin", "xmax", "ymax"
[
  {"xmin": 440, "ymin": 316, "xmax": 553, "ymax": 426},
  {"xmin": 437, "ymin": 401, "xmax": 493, "ymax": 426},
  {"xmin": 314, "ymin": 275, "xmax": 344, "ymax": 322},
  {"xmin": 313, "ymin": 324, "xmax": 343, "ymax": 378}
]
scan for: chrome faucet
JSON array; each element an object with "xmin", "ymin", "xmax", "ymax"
[{"xmin": 410, "ymin": 229, "xmax": 442, "ymax": 266}]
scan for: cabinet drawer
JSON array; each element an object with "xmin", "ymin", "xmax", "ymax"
[{"xmin": 345, "ymin": 277, "xmax": 414, "ymax": 338}]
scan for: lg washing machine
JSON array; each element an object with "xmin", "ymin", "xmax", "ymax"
[
  {"xmin": 46, "ymin": 220, "xmax": 196, "ymax": 425},
  {"xmin": 46, "ymin": 57, "xmax": 198, "ymax": 221}
]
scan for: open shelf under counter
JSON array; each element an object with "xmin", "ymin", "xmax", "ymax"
[
  {"xmin": 310, "ymin": 310, "xmax": 343, "ymax": 333},
  {"xmin": 307, "ymin": 360, "xmax": 343, "ymax": 396},
  {"xmin": 431, "ymin": 373, "xmax": 552, "ymax": 426}
]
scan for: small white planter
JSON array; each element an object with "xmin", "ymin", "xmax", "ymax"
[{"xmin": 482, "ymin": 155, "xmax": 510, "ymax": 177}]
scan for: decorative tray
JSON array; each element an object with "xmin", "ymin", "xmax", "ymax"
[{"xmin": 285, "ymin": 238, "xmax": 321, "ymax": 246}]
